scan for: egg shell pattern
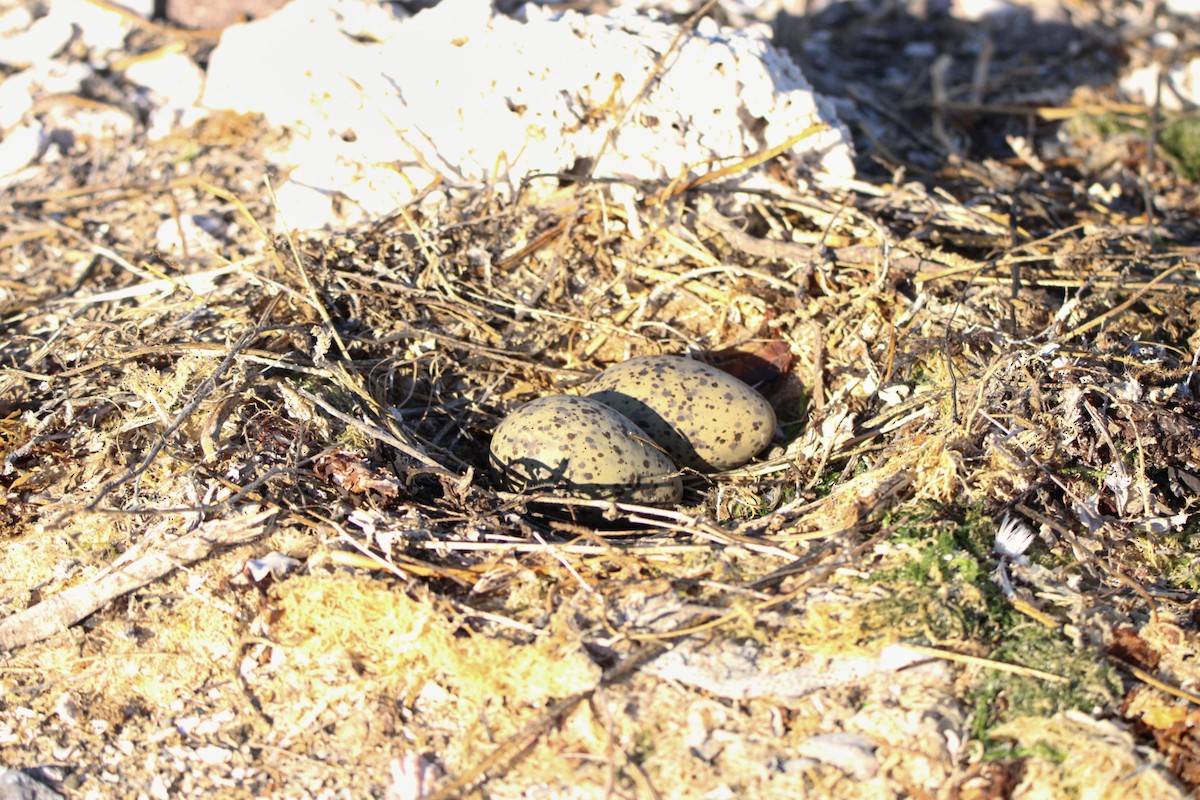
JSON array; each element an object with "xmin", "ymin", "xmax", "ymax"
[
  {"xmin": 586, "ymin": 355, "xmax": 776, "ymax": 472},
  {"xmin": 490, "ymin": 395, "xmax": 683, "ymax": 504}
]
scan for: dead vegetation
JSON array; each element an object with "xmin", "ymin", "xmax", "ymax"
[{"xmin": 2, "ymin": 1, "xmax": 1200, "ymax": 798}]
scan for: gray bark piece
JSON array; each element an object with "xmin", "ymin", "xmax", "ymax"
[
  {"xmin": 0, "ymin": 770, "xmax": 64, "ymax": 800},
  {"xmin": 0, "ymin": 511, "xmax": 275, "ymax": 652},
  {"xmin": 647, "ymin": 639, "xmax": 928, "ymax": 702}
]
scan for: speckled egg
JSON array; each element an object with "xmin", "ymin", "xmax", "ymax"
[
  {"xmin": 490, "ymin": 395, "xmax": 683, "ymax": 504},
  {"xmin": 586, "ymin": 355, "xmax": 776, "ymax": 472}
]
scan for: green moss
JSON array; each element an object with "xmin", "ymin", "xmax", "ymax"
[
  {"xmin": 991, "ymin": 624, "xmax": 1120, "ymax": 711},
  {"xmin": 863, "ymin": 502, "xmax": 1007, "ymax": 643},
  {"xmin": 1067, "ymin": 111, "xmax": 1143, "ymax": 140},
  {"xmin": 863, "ymin": 500, "xmax": 1120, "ymax": 753},
  {"xmin": 1161, "ymin": 115, "xmax": 1200, "ymax": 180},
  {"xmin": 808, "ymin": 454, "xmax": 874, "ymax": 500},
  {"xmin": 630, "ymin": 728, "xmax": 656, "ymax": 765},
  {"xmin": 1068, "ymin": 110, "xmax": 1200, "ymax": 180},
  {"xmin": 967, "ymin": 626, "xmax": 1121, "ymax": 762},
  {"xmin": 874, "ymin": 501, "xmax": 997, "ymax": 588},
  {"xmin": 1135, "ymin": 520, "xmax": 1200, "ymax": 593},
  {"xmin": 783, "ymin": 385, "xmax": 810, "ymax": 433},
  {"xmin": 971, "ymin": 700, "xmax": 1067, "ymax": 764},
  {"xmin": 1168, "ymin": 549, "xmax": 1200, "ymax": 592}
]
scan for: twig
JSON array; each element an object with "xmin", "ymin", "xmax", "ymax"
[
  {"xmin": 422, "ymin": 644, "xmax": 666, "ymax": 800},
  {"xmin": 607, "ymin": 523, "xmax": 894, "ymax": 642},
  {"xmin": 82, "ymin": 301, "xmax": 274, "ymax": 513},
  {"xmin": 11, "ymin": 341, "xmax": 331, "ymax": 382},
  {"xmin": 1053, "ymin": 261, "xmax": 1188, "ymax": 343},
  {"xmin": 408, "ymin": 540, "xmax": 713, "ymax": 556},
  {"xmin": 654, "ymin": 123, "xmax": 829, "ymax": 204},
  {"xmin": 1120, "ymin": 661, "xmax": 1200, "ymax": 707},
  {"xmin": 588, "ymin": 0, "xmax": 720, "ymax": 180},
  {"xmin": 264, "ymin": 178, "xmax": 353, "ymax": 363},
  {"xmin": 0, "ymin": 511, "xmax": 275, "ymax": 652},
  {"xmin": 695, "ymin": 198, "xmax": 817, "ymax": 262},
  {"xmin": 901, "ymin": 644, "xmax": 1069, "ymax": 684},
  {"xmin": 500, "ymin": 494, "xmax": 796, "ymax": 560},
  {"xmin": 295, "ymin": 386, "xmax": 446, "ymax": 471}
]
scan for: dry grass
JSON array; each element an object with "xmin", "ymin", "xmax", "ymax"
[{"xmin": 3, "ymin": 2, "xmax": 1200, "ymax": 798}]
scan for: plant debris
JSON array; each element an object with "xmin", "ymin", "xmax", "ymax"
[{"xmin": 2, "ymin": 0, "xmax": 1200, "ymax": 798}]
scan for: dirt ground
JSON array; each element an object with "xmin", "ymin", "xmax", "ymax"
[{"xmin": 2, "ymin": 1, "xmax": 1200, "ymax": 798}]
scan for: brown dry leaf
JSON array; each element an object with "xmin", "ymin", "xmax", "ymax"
[
  {"xmin": 313, "ymin": 450, "xmax": 404, "ymax": 500},
  {"xmin": 1123, "ymin": 685, "xmax": 1193, "ymax": 730}
]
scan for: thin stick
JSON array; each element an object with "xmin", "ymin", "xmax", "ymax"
[
  {"xmin": 0, "ymin": 511, "xmax": 275, "ymax": 652},
  {"xmin": 407, "ymin": 540, "xmax": 712, "ymax": 556},
  {"xmin": 296, "ymin": 387, "xmax": 444, "ymax": 470},
  {"xmin": 901, "ymin": 644, "xmax": 1068, "ymax": 684},
  {"xmin": 264, "ymin": 178, "xmax": 354, "ymax": 363},
  {"xmin": 531, "ymin": 528, "xmax": 594, "ymax": 594},
  {"xmin": 422, "ymin": 644, "xmax": 665, "ymax": 800},
  {"xmin": 923, "ymin": 99, "xmax": 1158, "ymax": 120},
  {"xmin": 588, "ymin": 0, "xmax": 720, "ymax": 179},
  {"xmin": 654, "ymin": 123, "xmax": 830, "ymax": 204},
  {"xmin": 1122, "ymin": 662, "xmax": 1200, "ymax": 706},
  {"xmin": 82, "ymin": 298, "xmax": 277, "ymax": 513},
  {"xmin": 609, "ymin": 524, "xmax": 893, "ymax": 642},
  {"xmin": 1053, "ymin": 261, "xmax": 1188, "ymax": 343}
]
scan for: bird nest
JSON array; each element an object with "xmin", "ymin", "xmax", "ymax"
[{"xmin": 2, "ymin": 2, "xmax": 1200, "ymax": 798}]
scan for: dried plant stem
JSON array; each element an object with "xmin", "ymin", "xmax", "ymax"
[
  {"xmin": 295, "ymin": 386, "xmax": 445, "ymax": 471},
  {"xmin": 1122, "ymin": 662, "xmax": 1200, "ymax": 706},
  {"xmin": 408, "ymin": 540, "xmax": 714, "ymax": 556},
  {"xmin": 82, "ymin": 310, "xmax": 271, "ymax": 513},
  {"xmin": 901, "ymin": 644, "xmax": 1068, "ymax": 684},
  {"xmin": 423, "ymin": 644, "xmax": 666, "ymax": 800},
  {"xmin": 1053, "ymin": 261, "xmax": 1189, "ymax": 343},
  {"xmin": 657, "ymin": 122, "xmax": 829, "ymax": 202},
  {"xmin": 0, "ymin": 511, "xmax": 274, "ymax": 652},
  {"xmin": 589, "ymin": 0, "xmax": 720, "ymax": 180}
]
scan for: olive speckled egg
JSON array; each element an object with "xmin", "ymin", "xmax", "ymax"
[
  {"xmin": 490, "ymin": 395, "xmax": 683, "ymax": 504},
  {"xmin": 586, "ymin": 355, "xmax": 776, "ymax": 472}
]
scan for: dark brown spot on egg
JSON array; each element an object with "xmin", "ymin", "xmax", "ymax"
[
  {"xmin": 489, "ymin": 395, "xmax": 681, "ymax": 503},
  {"xmin": 586, "ymin": 354, "xmax": 777, "ymax": 472}
]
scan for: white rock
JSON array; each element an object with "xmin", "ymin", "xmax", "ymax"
[
  {"xmin": 146, "ymin": 104, "xmax": 210, "ymax": 141},
  {"xmin": 201, "ymin": 0, "xmax": 853, "ymax": 229},
  {"xmin": 795, "ymin": 733, "xmax": 879, "ymax": 781},
  {"xmin": 271, "ymin": 180, "xmax": 344, "ymax": 232},
  {"xmin": 37, "ymin": 100, "xmax": 137, "ymax": 145},
  {"xmin": 615, "ymin": 0, "xmax": 802, "ymax": 25},
  {"xmin": 1151, "ymin": 30, "xmax": 1181, "ymax": 50},
  {"xmin": 1163, "ymin": 0, "xmax": 1200, "ymax": 13},
  {"xmin": 192, "ymin": 744, "xmax": 232, "ymax": 765},
  {"xmin": 0, "ymin": 123, "xmax": 47, "ymax": 189},
  {"xmin": 0, "ymin": 6, "xmax": 74, "ymax": 68},
  {"xmin": 0, "ymin": 0, "xmax": 137, "ymax": 68},
  {"xmin": 123, "ymin": 51, "xmax": 207, "ymax": 139},
  {"xmin": 50, "ymin": 0, "xmax": 134, "ymax": 54},
  {"xmin": 202, "ymin": 0, "xmax": 401, "ymax": 126},
  {"xmin": 0, "ymin": 60, "xmax": 92, "ymax": 128},
  {"xmin": 111, "ymin": 0, "xmax": 156, "ymax": 17},
  {"xmin": 124, "ymin": 52, "xmax": 205, "ymax": 108},
  {"xmin": 1122, "ymin": 59, "xmax": 1200, "ymax": 110},
  {"xmin": 154, "ymin": 214, "xmax": 227, "ymax": 256},
  {"xmin": 0, "ymin": 4, "xmax": 34, "ymax": 38},
  {"xmin": 947, "ymin": 0, "xmax": 1020, "ymax": 20},
  {"xmin": 0, "ymin": 769, "xmax": 64, "ymax": 800}
]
